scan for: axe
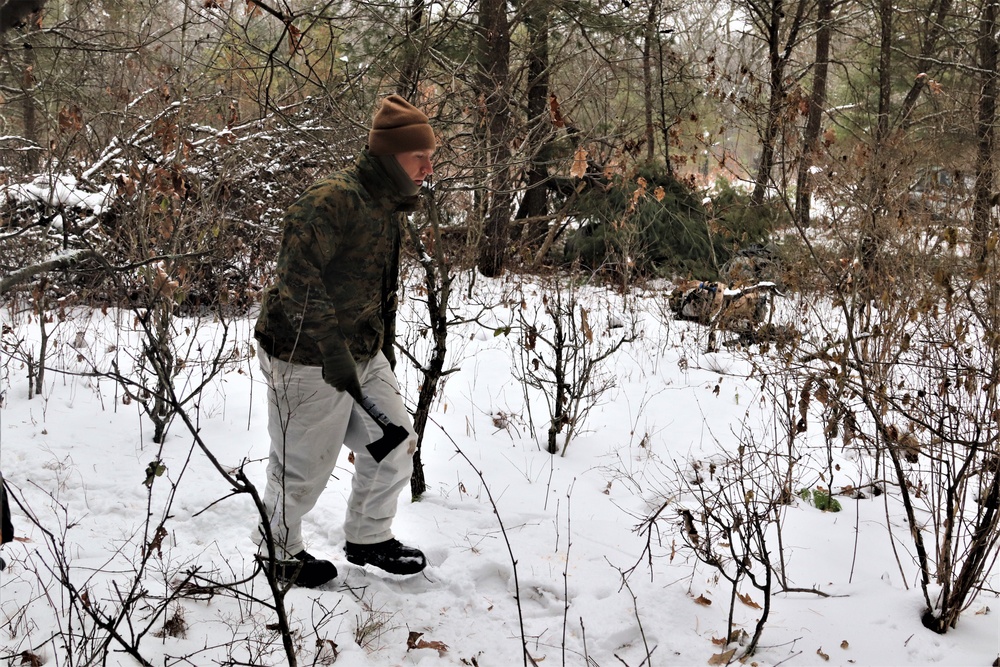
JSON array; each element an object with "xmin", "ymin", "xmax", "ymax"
[{"xmin": 358, "ymin": 394, "xmax": 410, "ymax": 463}]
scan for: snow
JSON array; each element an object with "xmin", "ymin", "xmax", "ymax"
[
  {"xmin": 2, "ymin": 174, "xmax": 113, "ymax": 215},
  {"xmin": 0, "ymin": 276, "xmax": 998, "ymax": 666}
]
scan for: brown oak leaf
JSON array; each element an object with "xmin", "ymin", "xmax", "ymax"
[{"xmin": 407, "ymin": 631, "xmax": 448, "ymax": 656}]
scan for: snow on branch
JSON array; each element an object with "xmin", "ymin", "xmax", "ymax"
[{"xmin": 0, "ymin": 248, "xmax": 107, "ymax": 295}]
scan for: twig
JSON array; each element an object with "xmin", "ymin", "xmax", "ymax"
[
  {"xmin": 562, "ymin": 479, "xmax": 575, "ymax": 666},
  {"xmin": 622, "ymin": 579, "xmax": 654, "ymax": 666},
  {"xmin": 429, "ymin": 414, "xmax": 532, "ymax": 667}
]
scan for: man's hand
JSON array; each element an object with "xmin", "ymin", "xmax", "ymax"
[{"xmin": 322, "ymin": 341, "xmax": 362, "ymax": 401}]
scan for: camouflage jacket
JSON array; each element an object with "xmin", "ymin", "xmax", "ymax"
[{"xmin": 254, "ymin": 150, "xmax": 417, "ymax": 366}]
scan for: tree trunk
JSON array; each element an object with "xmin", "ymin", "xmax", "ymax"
[
  {"xmin": 513, "ymin": 0, "xmax": 552, "ymax": 250},
  {"xmin": 405, "ymin": 199, "xmax": 453, "ymax": 498},
  {"xmin": 877, "ymin": 0, "xmax": 892, "ymax": 144},
  {"xmin": 973, "ymin": 0, "xmax": 998, "ymax": 261},
  {"xmin": 750, "ymin": 0, "xmax": 806, "ymax": 207},
  {"xmin": 899, "ymin": 0, "xmax": 955, "ymax": 129},
  {"xmin": 750, "ymin": 0, "xmax": 783, "ymax": 206},
  {"xmin": 397, "ymin": 0, "xmax": 426, "ymax": 99},
  {"xmin": 795, "ymin": 0, "xmax": 832, "ymax": 227},
  {"xmin": 20, "ymin": 27, "xmax": 39, "ymax": 172},
  {"xmin": 475, "ymin": 0, "xmax": 513, "ymax": 277},
  {"xmin": 860, "ymin": 0, "xmax": 894, "ymax": 293},
  {"xmin": 657, "ymin": 24, "xmax": 673, "ymax": 175},
  {"xmin": 643, "ymin": 0, "xmax": 660, "ymax": 163}
]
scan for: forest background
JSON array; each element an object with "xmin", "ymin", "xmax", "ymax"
[{"xmin": 2, "ymin": 0, "xmax": 1000, "ymax": 665}]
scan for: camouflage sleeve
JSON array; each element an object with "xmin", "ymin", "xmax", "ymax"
[
  {"xmin": 381, "ymin": 215, "xmax": 401, "ymax": 367},
  {"xmin": 274, "ymin": 189, "xmax": 349, "ymax": 358},
  {"xmin": 381, "ymin": 290, "xmax": 397, "ymax": 368}
]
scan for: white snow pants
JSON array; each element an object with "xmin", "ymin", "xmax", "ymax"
[{"xmin": 256, "ymin": 348, "xmax": 416, "ymax": 558}]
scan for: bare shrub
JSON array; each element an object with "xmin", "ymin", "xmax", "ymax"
[{"xmin": 510, "ymin": 275, "xmax": 637, "ymax": 455}]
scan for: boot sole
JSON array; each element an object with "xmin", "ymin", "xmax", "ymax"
[{"xmin": 345, "ymin": 554, "xmax": 425, "ymax": 575}]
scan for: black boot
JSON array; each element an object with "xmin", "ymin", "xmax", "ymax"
[
  {"xmin": 272, "ymin": 550, "xmax": 337, "ymax": 588},
  {"xmin": 345, "ymin": 539, "xmax": 426, "ymax": 575}
]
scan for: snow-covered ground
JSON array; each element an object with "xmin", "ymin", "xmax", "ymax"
[{"xmin": 0, "ymin": 274, "xmax": 997, "ymax": 666}]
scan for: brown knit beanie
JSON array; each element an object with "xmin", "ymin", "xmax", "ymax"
[{"xmin": 368, "ymin": 94, "xmax": 436, "ymax": 156}]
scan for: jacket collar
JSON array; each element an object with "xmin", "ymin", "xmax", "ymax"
[{"xmin": 356, "ymin": 149, "xmax": 421, "ymax": 211}]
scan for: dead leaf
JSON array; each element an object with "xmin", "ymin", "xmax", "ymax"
[
  {"xmin": 708, "ymin": 648, "xmax": 736, "ymax": 664},
  {"xmin": 817, "ymin": 647, "xmax": 830, "ymax": 661},
  {"xmin": 286, "ymin": 23, "xmax": 301, "ymax": 55},
  {"xmin": 570, "ymin": 147, "xmax": 588, "ymax": 179},
  {"xmin": 407, "ymin": 631, "xmax": 449, "ymax": 656},
  {"xmin": 152, "ymin": 117, "xmax": 178, "ymax": 155},
  {"xmin": 628, "ymin": 178, "xmax": 647, "ymax": 212},
  {"xmin": 580, "ymin": 306, "xmax": 593, "ymax": 343},
  {"xmin": 145, "ymin": 525, "xmax": 168, "ymax": 559},
  {"xmin": 680, "ymin": 509, "xmax": 699, "ymax": 545},
  {"xmin": 549, "ymin": 93, "xmax": 565, "ymax": 128},
  {"xmin": 19, "ymin": 651, "xmax": 42, "ymax": 667},
  {"xmin": 315, "ymin": 638, "xmax": 338, "ymax": 662},
  {"xmin": 737, "ymin": 592, "xmax": 761, "ymax": 609},
  {"xmin": 153, "ymin": 266, "xmax": 179, "ymax": 300},
  {"xmin": 840, "ymin": 640, "xmax": 850, "ymax": 649},
  {"xmin": 694, "ymin": 594, "xmax": 712, "ymax": 606},
  {"xmin": 58, "ymin": 105, "xmax": 83, "ymax": 134}
]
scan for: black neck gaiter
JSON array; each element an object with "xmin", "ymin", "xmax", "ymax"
[{"xmin": 378, "ymin": 155, "xmax": 422, "ymax": 197}]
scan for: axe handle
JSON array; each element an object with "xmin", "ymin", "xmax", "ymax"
[{"xmin": 359, "ymin": 394, "xmax": 393, "ymax": 427}]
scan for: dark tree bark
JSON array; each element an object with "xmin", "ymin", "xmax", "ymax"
[
  {"xmin": 877, "ymin": 0, "xmax": 892, "ymax": 144},
  {"xmin": 972, "ymin": 0, "xmax": 998, "ymax": 262},
  {"xmin": 475, "ymin": 0, "xmax": 514, "ymax": 277},
  {"xmin": 859, "ymin": 0, "xmax": 894, "ymax": 291},
  {"xmin": 898, "ymin": 0, "xmax": 955, "ymax": 129},
  {"xmin": 795, "ymin": 0, "xmax": 833, "ymax": 226},
  {"xmin": 403, "ymin": 200, "xmax": 453, "ymax": 498},
  {"xmin": 750, "ymin": 0, "xmax": 807, "ymax": 207},
  {"xmin": 643, "ymin": 0, "xmax": 661, "ymax": 163},
  {"xmin": 657, "ymin": 23, "xmax": 673, "ymax": 175},
  {"xmin": 16, "ymin": 22, "xmax": 39, "ymax": 172},
  {"xmin": 513, "ymin": 0, "xmax": 552, "ymax": 250},
  {"xmin": 396, "ymin": 0, "xmax": 425, "ymax": 99},
  {"xmin": 0, "ymin": 0, "xmax": 45, "ymax": 33}
]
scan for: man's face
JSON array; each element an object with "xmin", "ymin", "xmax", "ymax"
[{"xmin": 395, "ymin": 150, "xmax": 435, "ymax": 187}]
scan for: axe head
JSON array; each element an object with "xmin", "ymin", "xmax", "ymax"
[{"xmin": 366, "ymin": 422, "xmax": 410, "ymax": 463}]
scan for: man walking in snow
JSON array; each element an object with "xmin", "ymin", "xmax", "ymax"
[{"xmin": 253, "ymin": 94, "xmax": 435, "ymax": 587}]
